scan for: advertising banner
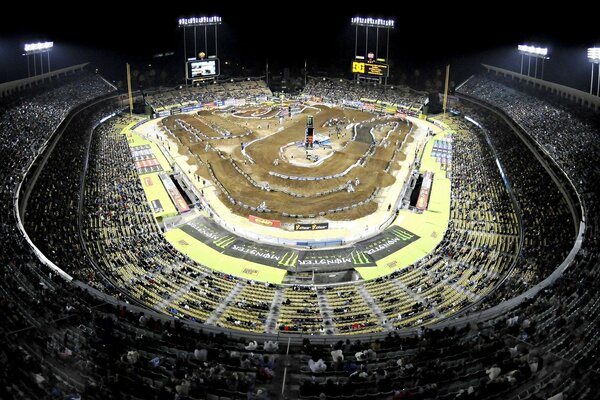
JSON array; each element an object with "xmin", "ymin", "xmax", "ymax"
[
  {"xmin": 294, "ymin": 222, "xmax": 329, "ymax": 231},
  {"xmin": 249, "ymin": 215, "xmax": 281, "ymax": 228}
]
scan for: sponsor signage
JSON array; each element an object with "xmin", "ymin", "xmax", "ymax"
[
  {"xmin": 181, "ymin": 104, "xmax": 202, "ymax": 112},
  {"xmin": 248, "ymin": 215, "xmax": 281, "ymax": 228},
  {"xmin": 181, "ymin": 217, "xmax": 420, "ymax": 270},
  {"xmin": 294, "ymin": 222, "xmax": 329, "ymax": 231},
  {"xmin": 351, "ymin": 60, "xmax": 389, "ymax": 77},
  {"xmin": 154, "ymin": 110, "xmax": 170, "ymax": 118}
]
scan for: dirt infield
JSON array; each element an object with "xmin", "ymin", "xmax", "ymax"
[{"xmin": 161, "ymin": 104, "xmax": 413, "ymax": 222}]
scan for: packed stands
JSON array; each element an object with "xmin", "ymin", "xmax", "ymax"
[
  {"xmin": 68, "ymin": 108, "xmax": 519, "ymax": 337},
  {"xmin": 303, "ymin": 78, "xmax": 427, "ymax": 112},
  {"xmin": 1, "ymin": 68, "xmax": 599, "ymax": 399},
  {"xmin": 146, "ymin": 79, "xmax": 272, "ymax": 111}
]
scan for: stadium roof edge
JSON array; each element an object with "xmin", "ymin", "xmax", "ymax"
[
  {"xmin": 481, "ymin": 63, "xmax": 600, "ymax": 110},
  {"xmin": 0, "ymin": 62, "xmax": 90, "ymax": 99}
]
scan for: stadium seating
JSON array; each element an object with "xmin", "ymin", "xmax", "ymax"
[
  {"xmin": 146, "ymin": 79, "xmax": 272, "ymax": 111},
  {"xmin": 1, "ymin": 69, "xmax": 599, "ymax": 399},
  {"xmin": 304, "ymin": 78, "xmax": 427, "ymax": 112}
]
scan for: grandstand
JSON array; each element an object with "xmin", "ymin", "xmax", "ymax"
[
  {"xmin": 0, "ymin": 23, "xmax": 599, "ymax": 400},
  {"xmin": 146, "ymin": 79, "xmax": 272, "ymax": 112}
]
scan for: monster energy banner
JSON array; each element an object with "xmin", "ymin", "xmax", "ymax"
[
  {"xmin": 294, "ymin": 222, "xmax": 329, "ymax": 231},
  {"xmin": 355, "ymin": 226, "xmax": 419, "ymax": 260},
  {"xmin": 181, "ymin": 217, "xmax": 419, "ymax": 270},
  {"xmin": 181, "ymin": 220, "xmax": 298, "ymax": 268}
]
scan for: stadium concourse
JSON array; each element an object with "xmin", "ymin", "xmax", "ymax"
[{"xmin": 0, "ymin": 65, "xmax": 598, "ymax": 400}]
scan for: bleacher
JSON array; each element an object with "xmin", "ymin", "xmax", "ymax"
[
  {"xmin": 146, "ymin": 79, "xmax": 272, "ymax": 111},
  {"xmin": 303, "ymin": 78, "xmax": 428, "ymax": 111},
  {"xmin": 1, "ymin": 69, "xmax": 599, "ymax": 399}
]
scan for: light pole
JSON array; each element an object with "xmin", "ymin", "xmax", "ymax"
[
  {"xmin": 178, "ymin": 16, "xmax": 222, "ymax": 83},
  {"xmin": 23, "ymin": 41, "xmax": 53, "ymax": 77},
  {"xmin": 588, "ymin": 47, "xmax": 600, "ymax": 96},
  {"xmin": 518, "ymin": 44, "xmax": 549, "ymax": 79},
  {"xmin": 351, "ymin": 17, "xmax": 394, "ymax": 86},
  {"xmin": 520, "ymin": 53, "xmax": 524, "ymax": 74}
]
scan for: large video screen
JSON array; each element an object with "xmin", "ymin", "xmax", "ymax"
[
  {"xmin": 187, "ymin": 59, "xmax": 220, "ymax": 79},
  {"xmin": 351, "ymin": 60, "xmax": 389, "ymax": 77}
]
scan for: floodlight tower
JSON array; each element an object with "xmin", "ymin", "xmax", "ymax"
[
  {"xmin": 588, "ymin": 47, "xmax": 600, "ymax": 96},
  {"xmin": 23, "ymin": 41, "xmax": 53, "ymax": 77},
  {"xmin": 178, "ymin": 16, "xmax": 222, "ymax": 82},
  {"xmin": 518, "ymin": 44, "xmax": 549, "ymax": 79},
  {"xmin": 351, "ymin": 17, "xmax": 394, "ymax": 86}
]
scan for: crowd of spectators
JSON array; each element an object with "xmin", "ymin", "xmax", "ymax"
[
  {"xmin": 12, "ymin": 72, "xmax": 535, "ymax": 340},
  {"xmin": 458, "ymin": 76, "xmax": 584, "ymax": 304},
  {"xmin": 0, "ymin": 72, "xmax": 273, "ymax": 399},
  {"xmin": 0, "ymin": 70, "xmax": 599, "ymax": 399},
  {"xmin": 24, "ymin": 99, "xmax": 120, "ymax": 288},
  {"xmin": 146, "ymin": 80, "xmax": 272, "ymax": 111},
  {"xmin": 458, "ymin": 105, "xmax": 574, "ymax": 308},
  {"xmin": 303, "ymin": 78, "xmax": 427, "ymax": 111}
]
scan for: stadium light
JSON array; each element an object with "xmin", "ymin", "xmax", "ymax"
[
  {"xmin": 351, "ymin": 16, "xmax": 394, "ymax": 87},
  {"xmin": 588, "ymin": 47, "xmax": 600, "ymax": 63},
  {"xmin": 23, "ymin": 41, "xmax": 53, "ymax": 54},
  {"xmin": 351, "ymin": 17, "xmax": 395, "ymax": 28},
  {"xmin": 178, "ymin": 16, "xmax": 222, "ymax": 83},
  {"xmin": 178, "ymin": 16, "xmax": 221, "ymax": 27},
  {"xmin": 518, "ymin": 44, "xmax": 549, "ymax": 58},
  {"xmin": 588, "ymin": 47, "xmax": 600, "ymax": 95},
  {"xmin": 518, "ymin": 44, "xmax": 549, "ymax": 79},
  {"xmin": 23, "ymin": 41, "xmax": 54, "ymax": 77}
]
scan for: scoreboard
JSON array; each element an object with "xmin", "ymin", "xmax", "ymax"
[
  {"xmin": 351, "ymin": 60, "xmax": 389, "ymax": 77},
  {"xmin": 187, "ymin": 59, "xmax": 220, "ymax": 79}
]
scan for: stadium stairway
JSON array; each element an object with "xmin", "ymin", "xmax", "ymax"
[
  {"xmin": 265, "ymin": 287, "xmax": 284, "ymax": 333},
  {"xmin": 356, "ymin": 282, "xmax": 391, "ymax": 330},
  {"xmin": 422, "ymin": 261, "xmax": 482, "ymax": 302},
  {"xmin": 392, "ymin": 279, "xmax": 443, "ymax": 319},
  {"xmin": 316, "ymin": 289, "xmax": 337, "ymax": 334},
  {"xmin": 205, "ymin": 282, "xmax": 244, "ymax": 324},
  {"xmin": 155, "ymin": 274, "xmax": 206, "ymax": 310}
]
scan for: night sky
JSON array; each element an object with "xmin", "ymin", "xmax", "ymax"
[{"xmin": 0, "ymin": 3, "xmax": 598, "ymax": 91}]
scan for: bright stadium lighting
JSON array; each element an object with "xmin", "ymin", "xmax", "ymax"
[
  {"xmin": 588, "ymin": 47, "xmax": 600, "ymax": 63},
  {"xmin": 517, "ymin": 44, "xmax": 549, "ymax": 79},
  {"xmin": 24, "ymin": 41, "xmax": 53, "ymax": 53},
  {"xmin": 23, "ymin": 41, "xmax": 54, "ymax": 77},
  {"xmin": 351, "ymin": 16, "xmax": 395, "ymax": 28},
  {"xmin": 178, "ymin": 16, "xmax": 222, "ymax": 27},
  {"xmin": 518, "ymin": 44, "xmax": 549, "ymax": 58}
]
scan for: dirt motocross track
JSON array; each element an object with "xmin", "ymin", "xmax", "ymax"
[{"xmin": 161, "ymin": 104, "xmax": 412, "ymax": 222}]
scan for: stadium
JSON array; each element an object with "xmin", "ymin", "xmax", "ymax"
[{"xmin": 0, "ymin": 8, "xmax": 599, "ymax": 400}]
